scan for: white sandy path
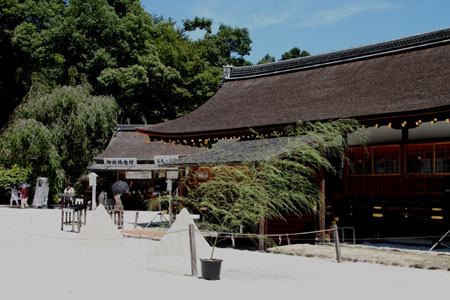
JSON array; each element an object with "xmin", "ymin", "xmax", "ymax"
[{"xmin": 0, "ymin": 207, "xmax": 449, "ymax": 300}]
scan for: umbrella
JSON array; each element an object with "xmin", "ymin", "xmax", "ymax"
[{"xmin": 111, "ymin": 180, "xmax": 129, "ymax": 195}]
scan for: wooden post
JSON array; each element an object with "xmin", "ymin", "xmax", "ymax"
[
  {"xmin": 258, "ymin": 217, "xmax": 266, "ymax": 251},
  {"xmin": 77, "ymin": 209, "xmax": 81, "ymax": 233},
  {"xmin": 61, "ymin": 204, "xmax": 64, "ymax": 231},
  {"xmin": 134, "ymin": 211, "xmax": 139, "ymax": 229},
  {"xmin": 188, "ymin": 224, "xmax": 198, "ymax": 276},
  {"xmin": 332, "ymin": 224, "xmax": 342, "ymax": 263},
  {"xmin": 319, "ymin": 178, "xmax": 326, "ymax": 244}
]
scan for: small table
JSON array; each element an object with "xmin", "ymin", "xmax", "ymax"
[{"xmin": 59, "ymin": 193, "xmax": 87, "ymax": 232}]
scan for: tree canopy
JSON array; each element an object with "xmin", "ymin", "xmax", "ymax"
[
  {"xmin": 280, "ymin": 47, "xmax": 310, "ymax": 60},
  {"xmin": 0, "ymin": 84, "xmax": 118, "ymax": 198},
  {"xmin": 0, "ymin": 0, "xmax": 254, "ymax": 126},
  {"xmin": 257, "ymin": 53, "xmax": 276, "ymax": 65},
  {"xmin": 0, "ymin": 0, "xmax": 313, "ymax": 202}
]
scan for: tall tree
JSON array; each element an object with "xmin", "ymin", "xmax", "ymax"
[
  {"xmin": 0, "ymin": 0, "xmax": 66, "ymax": 128},
  {"xmin": 280, "ymin": 47, "xmax": 310, "ymax": 61},
  {"xmin": 1, "ymin": 1, "xmax": 254, "ymax": 126},
  {"xmin": 0, "ymin": 84, "xmax": 118, "ymax": 197}
]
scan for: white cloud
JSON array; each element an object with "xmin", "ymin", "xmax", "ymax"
[
  {"xmin": 295, "ymin": 2, "xmax": 394, "ymax": 28},
  {"xmin": 188, "ymin": 0, "xmax": 307, "ymax": 31},
  {"xmin": 183, "ymin": 1, "xmax": 395, "ymax": 32}
]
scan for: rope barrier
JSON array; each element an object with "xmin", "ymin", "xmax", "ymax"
[
  {"xmin": 0, "ymin": 214, "xmax": 56, "ymax": 218},
  {"xmin": 0, "ymin": 223, "xmax": 124, "ymax": 241},
  {"xmin": 0, "ymin": 215, "xmax": 446, "ymax": 243},
  {"xmin": 164, "ymin": 227, "xmax": 444, "ymax": 242}
]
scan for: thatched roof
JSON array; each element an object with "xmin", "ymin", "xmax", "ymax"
[
  {"xmin": 168, "ymin": 136, "xmax": 317, "ymax": 166},
  {"xmin": 138, "ymin": 28, "xmax": 450, "ymax": 139},
  {"xmin": 94, "ymin": 125, "xmax": 201, "ymax": 162}
]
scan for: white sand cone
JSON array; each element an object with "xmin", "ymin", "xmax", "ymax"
[
  {"xmin": 148, "ymin": 208, "xmax": 211, "ymax": 276},
  {"xmin": 77, "ymin": 204, "xmax": 123, "ymax": 247}
]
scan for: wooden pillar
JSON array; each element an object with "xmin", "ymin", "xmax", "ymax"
[
  {"xmin": 319, "ymin": 178, "xmax": 326, "ymax": 244},
  {"xmin": 189, "ymin": 224, "xmax": 198, "ymax": 276},
  {"xmin": 401, "ymin": 126, "xmax": 408, "ymax": 206}
]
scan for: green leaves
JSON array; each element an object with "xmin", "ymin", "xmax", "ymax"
[
  {"xmin": 0, "ymin": 165, "xmax": 31, "ymax": 199},
  {"xmin": 0, "ymin": 85, "xmax": 118, "ymax": 200},
  {"xmin": 179, "ymin": 119, "xmax": 359, "ymax": 236},
  {"xmin": 280, "ymin": 47, "xmax": 310, "ymax": 61}
]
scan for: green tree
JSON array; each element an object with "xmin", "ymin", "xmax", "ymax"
[
  {"xmin": 257, "ymin": 53, "xmax": 276, "ymax": 64},
  {"xmin": 184, "ymin": 19, "xmax": 253, "ymax": 67},
  {"xmin": 1, "ymin": 1, "xmax": 253, "ymax": 127},
  {"xmin": 280, "ymin": 47, "xmax": 310, "ymax": 61},
  {"xmin": 182, "ymin": 16, "xmax": 212, "ymax": 34},
  {"xmin": 0, "ymin": 165, "xmax": 31, "ymax": 202},
  {"xmin": 176, "ymin": 119, "xmax": 359, "ymax": 254},
  {"xmin": 0, "ymin": 84, "xmax": 118, "ymax": 199},
  {"xmin": 0, "ymin": 0, "xmax": 66, "ymax": 128}
]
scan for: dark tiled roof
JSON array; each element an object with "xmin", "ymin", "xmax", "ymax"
[
  {"xmin": 139, "ymin": 28, "xmax": 450, "ymax": 138},
  {"xmin": 94, "ymin": 126, "xmax": 201, "ymax": 162},
  {"xmin": 170, "ymin": 136, "xmax": 315, "ymax": 165},
  {"xmin": 229, "ymin": 28, "xmax": 450, "ymax": 79}
]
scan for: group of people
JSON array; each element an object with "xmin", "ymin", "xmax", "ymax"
[
  {"xmin": 10, "ymin": 182, "xmax": 123, "ymax": 209},
  {"xmin": 9, "ymin": 185, "xmax": 29, "ymax": 208}
]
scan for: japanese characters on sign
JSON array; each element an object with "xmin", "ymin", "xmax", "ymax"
[
  {"xmin": 104, "ymin": 158, "xmax": 137, "ymax": 167},
  {"xmin": 125, "ymin": 171, "xmax": 152, "ymax": 179},
  {"xmin": 154, "ymin": 155, "xmax": 179, "ymax": 167},
  {"xmin": 166, "ymin": 171, "xmax": 179, "ymax": 179}
]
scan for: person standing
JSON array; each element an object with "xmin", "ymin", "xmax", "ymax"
[
  {"xmin": 98, "ymin": 190, "xmax": 107, "ymax": 206},
  {"xmin": 20, "ymin": 186, "xmax": 29, "ymax": 208},
  {"xmin": 10, "ymin": 185, "xmax": 20, "ymax": 206}
]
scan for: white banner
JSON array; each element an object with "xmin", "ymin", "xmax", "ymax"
[{"xmin": 125, "ymin": 171, "xmax": 152, "ymax": 179}]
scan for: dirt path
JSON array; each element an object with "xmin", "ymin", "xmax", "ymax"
[{"xmin": 268, "ymin": 243, "xmax": 450, "ymax": 271}]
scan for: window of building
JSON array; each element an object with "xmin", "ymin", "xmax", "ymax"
[
  {"xmin": 405, "ymin": 144, "xmax": 434, "ymax": 174},
  {"xmin": 373, "ymin": 146, "xmax": 400, "ymax": 174},
  {"xmin": 435, "ymin": 144, "xmax": 450, "ymax": 173},
  {"xmin": 348, "ymin": 148, "xmax": 372, "ymax": 175}
]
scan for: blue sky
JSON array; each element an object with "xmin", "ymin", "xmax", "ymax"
[{"xmin": 141, "ymin": 0, "xmax": 450, "ymax": 64}]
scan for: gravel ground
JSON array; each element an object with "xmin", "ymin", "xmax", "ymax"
[{"xmin": 268, "ymin": 243, "xmax": 450, "ymax": 270}]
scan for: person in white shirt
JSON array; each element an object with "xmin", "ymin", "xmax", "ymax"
[
  {"xmin": 10, "ymin": 185, "xmax": 20, "ymax": 206},
  {"xmin": 63, "ymin": 184, "xmax": 75, "ymax": 205}
]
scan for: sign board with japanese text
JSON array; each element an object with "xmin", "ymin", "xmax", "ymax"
[
  {"xmin": 125, "ymin": 171, "xmax": 152, "ymax": 179},
  {"xmin": 166, "ymin": 171, "xmax": 179, "ymax": 179},
  {"xmin": 154, "ymin": 155, "xmax": 179, "ymax": 167},
  {"xmin": 104, "ymin": 158, "xmax": 137, "ymax": 167}
]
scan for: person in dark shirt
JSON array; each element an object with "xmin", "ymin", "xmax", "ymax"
[{"xmin": 20, "ymin": 186, "xmax": 29, "ymax": 208}]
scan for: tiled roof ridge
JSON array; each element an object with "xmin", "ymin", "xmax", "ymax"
[
  {"xmin": 228, "ymin": 27, "xmax": 450, "ymax": 79},
  {"xmin": 115, "ymin": 124, "xmax": 145, "ymax": 131}
]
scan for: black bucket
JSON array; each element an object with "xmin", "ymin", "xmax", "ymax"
[{"xmin": 200, "ymin": 258, "xmax": 223, "ymax": 280}]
